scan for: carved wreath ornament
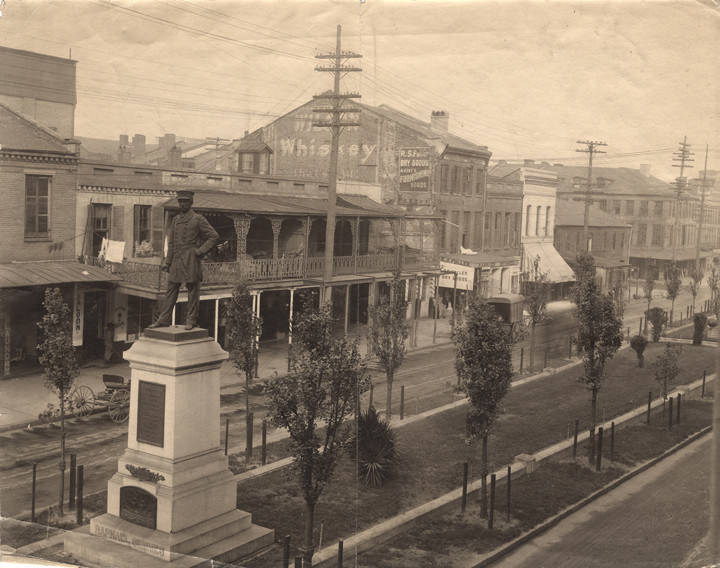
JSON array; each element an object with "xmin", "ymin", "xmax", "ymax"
[{"xmin": 125, "ymin": 464, "xmax": 165, "ymax": 483}]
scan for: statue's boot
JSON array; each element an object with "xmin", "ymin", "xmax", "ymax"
[
  {"xmin": 148, "ymin": 320, "xmax": 168, "ymax": 329},
  {"xmin": 184, "ymin": 322, "xmax": 195, "ymax": 330}
]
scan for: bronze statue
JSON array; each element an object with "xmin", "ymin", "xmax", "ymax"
[{"xmin": 149, "ymin": 190, "xmax": 219, "ymax": 330}]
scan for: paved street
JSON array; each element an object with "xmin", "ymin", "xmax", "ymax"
[{"xmin": 497, "ymin": 433, "xmax": 711, "ymax": 568}]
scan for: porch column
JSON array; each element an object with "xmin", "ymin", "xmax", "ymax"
[
  {"xmin": 214, "ymin": 298, "xmax": 219, "ymax": 340},
  {"xmin": 254, "ymin": 291, "xmax": 262, "ymax": 378},
  {"xmin": 232, "ymin": 215, "xmax": 252, "ymax": 259},
  {"xmin": 367, "ymin": 278, "xmax": 377, "ymax": 357},
  {"xmin": 352, "ymin": 216, "xmax": 360, "ymax": 274},
  {"xmin": 344, "ymin": 284, "xmax": 350, "ymax": 337},
  {"xmin": 303, "ymin": 217, "xmax": 311, "ymax": 278},
  {"xmin": 288, "ymin": 288, "xmax": 295, "ymax": 372},
  {"xmin": 3, "ymin": 309, "xmax": 10, "ymax": 377},
  {"xmin": 271, "ymin": 218, "xmax": 283, "ymax": 260}
]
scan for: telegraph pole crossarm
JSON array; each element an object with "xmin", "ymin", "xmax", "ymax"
[
  {"xmin": 670, "ymin": 136, "xmax": 694, "ymax": 263},
  {"xmin": 576, "ymin": 140, "xmax": 608, "ymax": 253}
]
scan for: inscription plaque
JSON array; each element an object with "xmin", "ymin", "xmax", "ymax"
[
  {"xmin": 137, "ymin": 381, "xmax": 165, "ymax": 447},
  {"xmin": 119, "ymin": 486, "xmax": 157, "ymax": 529}
]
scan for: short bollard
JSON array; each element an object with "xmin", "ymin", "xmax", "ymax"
[
  {"xmin": 572, "ymin": 420, "xmax": 579, "ymax": 460},
  {"xmin": 568, "ymin": 336, "xmax": 573, "ymax": 359},
  {"xmin": 337, "ymin": 539, "xmax": 344, "ymax": 568},
  {"xmin": 506, "ymin": 465, "xmax": 511, "ymax": 522},
  {"xmin": 702, "ymin": 370, "xmax": 707, "ymax": 398},
  {"xmin": 519, "ymin": 347, "xmax": 524, "ymax": 372},
  {"xmin": 368, "ymin": 383, "xmax": 374, "ymax": 410},
  {"xmin": 488, "ymin": 474, "xmax": 496, "ymax": 530},
  {"xmin": 596, "ymin": 427, "xmax": 603, "ymax": 472},
  {"xmin": 261, "ymin": 419, "xmax": 267, "ymax": 466},
  {"xmin": 69, "ymin": 454, "xmax": 76, "ymax": 510},
  {"xmin": 31, "ymin": 462, "xmax": 37, "ymax": 523},
  {"xmin": 76, "ymin": 465, "xmax": 84, "ymax": 525},
  {"xmin": 668, "ymin": 397, "xmax": 674, "ymax": 430},
  {"xmin": 400, "ymin": 385, "xmax": 405, "ymax": 420},
  {"xmin": 543, "ymin": 348, "xmax": 548, "ymax": 369},
  {"xmin": 246, "ymin": 412, "xmax": 254, "ymax": 463},
  {"xmin": 589, "ymin": 427, "xmax": 595, "ymax": 463},
  {"xmin": 224, "ymin": 418, "xmax": 230, "ymax": 456},
  {"xmin": 676, "ymin": 393, "xmax": 681, "ymax": 424},
  {"xmin": 647, "ymin": 391, "xmax": 652, "ymax": 424},
  {"xmin": 461, "ymin": 462, "xmax": 468, "ymax": 513},
  {"xmin": 282, "ymin": 535, "xmax": 291, "ymax": 568},
  {"xmin": 610, "ymin": 422, "xmax": 615, "ymax": 462}
]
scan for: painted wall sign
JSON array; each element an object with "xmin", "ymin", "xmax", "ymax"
[{"xmin": 398, "ymin": 147, "xmax": 432, "ymax": 192}]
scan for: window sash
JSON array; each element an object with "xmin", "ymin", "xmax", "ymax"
[{"xmin": 25, "ymin": 175, "xmax": 50, "ymax": 236}]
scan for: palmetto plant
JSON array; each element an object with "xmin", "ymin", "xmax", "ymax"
[{"xmin": 350, "ymin": 406, "xmax": 399, "ymax": 488}]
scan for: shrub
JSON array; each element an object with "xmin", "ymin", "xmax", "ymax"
[
  {"xmin": 693, "ymin": 313, "xmax": 708, "ymax": 346},
  {"xmin": 646, "ymin": 307, "xmax": 667, "ymax": 342},
  {"xmin": 630, "ymin": 335, "xmax": 648, "ymax": 368},
  {"xmin": 349, "ymin": 406, "xmax": 398, "ymax": 488}
]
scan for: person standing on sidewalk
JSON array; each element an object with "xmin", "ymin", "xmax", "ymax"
[{"xmin": 149, "ymin": 190, "xmax": 219, "ymax": 330}]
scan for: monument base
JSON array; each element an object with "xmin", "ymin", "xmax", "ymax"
[{"xmin": 65, "ymin": 518, "xmax": 274, "ymax": 568}]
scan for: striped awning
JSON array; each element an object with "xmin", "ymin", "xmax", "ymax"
[{"xmin": 0, "ymin": 261, "xmax": 121, "ymax": 288}]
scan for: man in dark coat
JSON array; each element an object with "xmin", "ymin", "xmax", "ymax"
[{"xmin": 149, "ymin": 190, "xmax": 219, "ymax": 330}]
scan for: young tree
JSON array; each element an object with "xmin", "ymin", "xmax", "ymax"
[
  {"xmin": 652, "ymin": 343, "xmax": 682, "ymax": 416},
  {"xmin": 369, "ymin": 276, "xmax": 409, "ymax": 421},
  {"xmin": 708, "ymin": 265, "xmax": 720, "ymax": 305},
  {"xmin": 643, "ymin": 269, "xmax": 656, "ymax": 333},
  {"xmin": 664, "ymin": 263, "xmax": 682, "ymax": 322},
  {"xmin": 630, "ymin": 335, "xmax": 648, "ymax": 368},
  {"xmin": 224, "ymin": 282, "xmax": 262, "ymax": 413},
  {"xmin": 573, "ymin": 255, "xmax": 624, "ymax": 446},
  {"xmin": 37, "ymin": 287, "xmax": 79, "ymax": 516},
  {"xmin": 266, "ymin": 304, "xmax": 369, "ymax": 564},
  {"xmin": 454, "ymin": 298, "xmax": 513, "ymax": 517},
  {"xmin": 522, "ymin": 255, "xmax": 552, "ymax": 372},
  {"xmin": 689, "ymin": 267, "xmax": 704, "ymax": 316},
  {"xmin": 646, "ymin": 306, "xmax": 668, "ymax": 342}
]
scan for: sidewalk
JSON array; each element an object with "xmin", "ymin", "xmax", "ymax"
[{"xmin": 0, "ymin": 317, "xmax": 454, "ymax": 431}]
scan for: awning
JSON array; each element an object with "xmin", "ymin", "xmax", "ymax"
[
  {"xmin": 523, "ymin": 243, "xmax": 575, "ymax": 283},
  {"xmin": 0, "ymin": 261, "xmax": 121, "ymax": 288}
]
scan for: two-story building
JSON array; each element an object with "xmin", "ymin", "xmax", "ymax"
[{"xmin": 554, "ymin": 197, "xmax": 633, "ymax": 294}]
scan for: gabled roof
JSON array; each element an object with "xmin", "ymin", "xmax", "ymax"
[
  {"xmin": 555, "ymin": 197, "xmax": 632, "ymax": 228},
  {"xmin": 0, "ymin": 103, "xmax": 74, "ymax": 154},
  {"xmin": 537, "ymin": 164, "xmax": 672, "ymax": 196}
]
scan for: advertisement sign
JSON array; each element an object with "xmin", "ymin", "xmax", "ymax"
[
  {"xmin": 439, "ymin": 262, "xmax": 474, "ymax": 291},
  {"xmin": 398, "ymin": 147, "xmax": 432, "ymax": 192},
  {"xmin": 72, "ymin": 284, "xmax": 84, "ymax": 346}
]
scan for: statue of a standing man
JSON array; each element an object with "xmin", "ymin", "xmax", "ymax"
[{"xmin": 149, "ymin": 190, "xmax": 219, "ymax": 330}]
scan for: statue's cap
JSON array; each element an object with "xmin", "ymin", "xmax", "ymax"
[{"xmin": 176, "ymin": 190, "xmax": 194, "ymax": 201}]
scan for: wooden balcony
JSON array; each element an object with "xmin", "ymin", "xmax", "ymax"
[{"xmin": 85, "ymin": 250, "xmax": 438, "ymax": 291}]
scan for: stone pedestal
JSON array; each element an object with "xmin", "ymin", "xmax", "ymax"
[{"xmin": 65, "ymin": 327, "xmax": 273, "ymax": 567}]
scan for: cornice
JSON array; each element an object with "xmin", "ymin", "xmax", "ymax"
[{"xmin": 1, "ymin": 150, "xmax": 77, "ymax": 166}]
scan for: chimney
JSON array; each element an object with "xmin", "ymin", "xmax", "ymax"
[
  {"xmin": 132, "ymin": 134, "xmax": 146, "ymax": 159},
  {"xmin": 430, "ymin": 110, "xmax": 449, "ymax": 132},
  {"xmin": 169, "ymin": 145, "xmax": 183, "ymax": 169},
  {"xmin": 640, "ymin": 164, "xmax": 651, "ymax": 177},
  {"xmin": 119, "ymin": 134, "xmax": 129, "ymax": 146},
  {"xmin": 118, "ymin": 145, "xmax": 131, "ymax": 164},
  {"xmin": 523, "ymin": 159, "xmax": 535, "ymax": 167},
  {"xmin": 159, "ymin": 133, "xmax": 177, "ymax": 149}
]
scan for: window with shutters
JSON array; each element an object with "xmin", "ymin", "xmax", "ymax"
[
  {"xmin": 25, "ymin": 175, "xmax": 51, "ymax": 238},
  {"xmin": 91, "ymin": 204, "xmax": 111, "ymax": 257},
  {"xmin": 133, "ymin": 205, "xmax": 155, "ymax": 257}
]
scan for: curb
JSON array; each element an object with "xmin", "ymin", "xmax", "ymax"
[{"xmin": 471, "ymin": 425, "xmax": 713, "ymax": 568}]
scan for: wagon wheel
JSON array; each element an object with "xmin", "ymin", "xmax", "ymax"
[
  {"xmin": 108, "ymin": 389, "xmax": 130, "ymax": 423},
  {"xmin": 71, "ymin": 385, "xmax": 96, "ymax": 417}
]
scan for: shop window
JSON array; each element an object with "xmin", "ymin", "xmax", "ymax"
[{"xmin": 25, "ymin": 175, "xmax": 50, "ymax": 238}]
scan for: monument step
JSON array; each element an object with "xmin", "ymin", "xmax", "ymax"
[
  {"xmin": 192, "ymin": 523, "xmax": 275, "ymax": 566},
  {"xmin": 173, "ymin": 510, "xmax": 253, "ymax": 556}
]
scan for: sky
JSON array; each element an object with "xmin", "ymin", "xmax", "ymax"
[{"xmin": 1, "ymin": 0, "xmax": 719, "ymax": 180}]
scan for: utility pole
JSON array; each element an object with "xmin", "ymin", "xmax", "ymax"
[
  {"xmin": 671, "ymin": 136, "xmax": 694, "ymax": 263},
  {"xmin": 313, "ymin": 24, "xmax": 362, "ymax": 303},
  {"xmin": 575, "ymin": 140, "xmax": 607, "ymax": 253},
  {"xmin": 695, "ymin": 144, "xmax": 709, "ymax": 273},
  {"xmin": 205, "ymin": 137, "xmax": 231, "ymax": 171}
]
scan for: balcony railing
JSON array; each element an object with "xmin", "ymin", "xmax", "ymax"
[{"xmin": 85, "ymin": 250, "xmax": 438, "ymax": 290}]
